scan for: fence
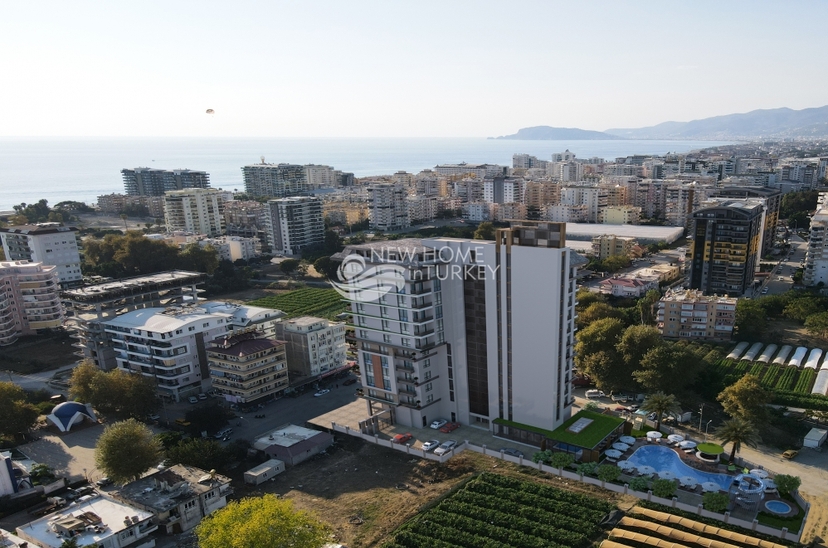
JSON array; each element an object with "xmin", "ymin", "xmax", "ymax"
[{"xmin": 330, "ymin": 422, "xmax": 807, "ymax": 543}]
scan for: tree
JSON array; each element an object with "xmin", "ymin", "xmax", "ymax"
[
  {"xmin": 651, "ymin": 478, "xmax": 677, "ymax": 499},
  {"xmin": 717, "ymin": 374, "xmax": 772, "ymax": 423},
  {"xmin": 68, "ymin": 361, "xmax": 99, "ymax": 403},
  {"xmin": 735, "ymin": 299, "xmax": 767, "ymax": 339},
  {"xmin": 166, "ymin": 438, "xmax": 235, "ymax": 472},
  {"xmin": 574, "ymin": 317, "xmax": 626, "ymax": 379},
  {"xmin": 616, "ymin": 325, "xmax": 663, "ymax": 370},
  {"xmin": 575, "ymin": 288, "xmax": 605, "ymax": 310},
  {"xmin": 30, "ymin": 463, "xmax": 56, "ymax": 485},
  {"xmin": 597, "ymin": 464, "xmax": 621, "ymax": 484},
  {"xmin": 628, "ymin": 477, "xmax": 649, "ymax": 492},
  {"xmin": 576, "ymin": 302, "xmax": 621, "ymax": 330},
  {"xmin": 549, "ymin": 452, "xmax": 574, "ymax": 471},
  {"xmin": 313, "ymin": 256, "xmax": 340, "ymax": 279},
  {"xmin": 69, "ymin": 364, "xmax": 158, "ymax": 419},
  {"xmin": 0, "ymin": 382, "xmax": 40, "ymax": 439},
  {"xmin": 179, "ymin": 243, "xmax": 220, "ymax": 274},
  {"xmin": 703, "ymin": 491, "xmax": 730, "ymax": 513},
  {"xmin": 715, "ymin": 417, "xmax": 760, "ymax": 463},
  {"xmin": 184, "ymin": 402, "xmax": 231, "ymax": 434},
  {"xmin": 473, "ymin": 222, "xmax": 495, "ymax": 241},
  {"xmin": 155, "ymin": 431, "xmax": 183, "ymax": 451},
  {"xmin": 775, "ymin": 474, "xmax": 802, "ymax": 496},
  {"xmin": 633, "ymin": 344, "xmax": 703, "ymax": 396},
  {"xmin": 195, "ymin": 494, "xmax": 329, "ymax": 548},
  {"xmin": 783, "ymin": 298, "xmax": 822, "ymax": 323},
  {"xmin": 95, "ymin": 419, "xmax": 162, "ymax": 484},
  {"xmin": 639, "ymin": 392, "xmax": 680, "ymax": 432},
  {"xmin": 636, "ymin": 289, "xmax": 662, "ymax": 325},
  {"xmin": 279, "ymin": 258, "xmax": 300, "ymax": 276}
]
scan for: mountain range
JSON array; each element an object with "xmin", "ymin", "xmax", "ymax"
[{"xmin": 494, "ymin": 105, "xmax": 828, "ymax": 140}]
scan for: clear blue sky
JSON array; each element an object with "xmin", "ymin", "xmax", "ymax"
[{"xmin": 1, "ymin": 1, "xmax": 825, "ymax": 137}]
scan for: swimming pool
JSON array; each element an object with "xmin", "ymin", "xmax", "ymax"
[
  {"xmin": 765, "ymin": 500, "xmax": 792, "ymax": 515},
  {"xmin": 625, "ymin": 445, "xmax": 732, "ymax": 491}
]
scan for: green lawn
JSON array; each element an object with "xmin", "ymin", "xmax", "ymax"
[{"xmin": 495, "ymin": 410, "xmax": 624, "ymax": 449}]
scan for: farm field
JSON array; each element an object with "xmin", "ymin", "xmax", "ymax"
[
  {"xmin": 714, "ymin": 358, "xmax": 816, "ymax": 395},
  {"xmin": 382, "ymin": 473, "xmax": 613, "ymax": 548},
  {"xmin": 247, "ymin": 288, "xmax": 347, "ymax": 320}
]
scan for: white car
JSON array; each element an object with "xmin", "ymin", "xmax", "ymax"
[
  {"xmin": 430, "ymin": 419, "xmax": 448, "ymax": 430},
  {"xmin": 187, "ymin": 396, "xmax": 198, "ymax": 404},
  {"xmin": 434, "ymin": 440, "xmax": 457, "ymax": 456},
  {"xmin": 421, "ymin": 439, "xmax": 440, "ymax": 452},
  {"xmin": 314, "ymin": 389, "xmax": 330, "ymax": 397}
]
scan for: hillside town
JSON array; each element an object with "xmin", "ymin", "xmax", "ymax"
[{"xmin": 2, "ymin": 138, "xmax": 828, "ymax": 547}]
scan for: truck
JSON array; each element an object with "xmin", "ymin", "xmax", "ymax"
[{"xmin": 585, "ymin": 390, "xmax": 605, "ymax": 399}]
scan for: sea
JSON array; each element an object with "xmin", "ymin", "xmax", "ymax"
[{"xmin": 0, "ymin": 137, "xmax": 735, "ymax": 211}]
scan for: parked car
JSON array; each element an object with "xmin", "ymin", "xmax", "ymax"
[
  {"xmin": 439, "ymin": 422, "xmax": 460, "ymax": 433},
  {"xmin": 147, "ymin": 414, "xmax": 161, "ymax": 422},
  {"xmin": 611, "ymin": 393, "xmax": 629, "ymax": 402},
  {"xmin": 343, "ymin": 378, "xmax": 358, "ymax": 386},
  {"xmin": 197, "ymin": 393, "xmax": 207, "ymax": 400},
  {"xmin": 187, "ymin": 396, "xmax": 198, "ymax": 404},
  {"xmin": 434, "ymin": 440, "xmax": 457, "ymax": 456},
  {"xmin": 214, "ymin": 428, "xmax": 233, "ymax": 439},
  {"xmin": 314, "ymin": 389, "xmax": 331, "ymax": 397},
  {"xmin": 392, "ymin": 433, "xmax": 413, "ymax": 444},
  {"xmin": 499, "ymin": 448, "xmax": 524, "ymax": 458},
  {"xmin": 421, "ymin": 439, "xmax": 440, "ymax": 452},
  {"xmin": 782, "ymin": 449, "xmax": 798, "ymax": 460},
  {"xmin": 95, "ymin": 477, "xmax": 113, "ymax": 488},
  {"xmin": 430, "ymin": 419, "xmax": 448, "ymax": 430},
  {"xmin": 585, "ymin": 389, "xmax": 605, "ymax": 399}
]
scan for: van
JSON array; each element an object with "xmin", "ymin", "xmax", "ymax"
[{"xmin": 585, "ymin": 390, "xmax": 605, "ymax": 399}]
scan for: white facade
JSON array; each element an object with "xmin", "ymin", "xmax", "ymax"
[
  {"xmin": 483, "ymin": 178, "xmax": 524, "ymax": 204},
  {"xmin": 407, "ymin": 195, "xmax": 437, "ymax": 223},
  {"xmin": 805, "ymin": 192, "xmax": 828, "ymax": 286},
  {"xmin": 339, "ymin": 223, "xmax": 578, "ymax": 434},
  {"xmin": 304, "ymin": 164, "xmax": 337, "ymax": 188},
  {"xmin": 560, "ymin": 186, "xmax": 607, "ymax": 223},
  {"xmin": 462, "ymin": 201, "xmax": 491, "ymax": 222},
  {"xmin": 543, "ymin": 204, "xmax": 588, "ymax": 223},
  {"xmin": 266, "ymin": 196, "xmax": 324, "ymax": 256},
  {"xmin": 274, "ymin": 316, "xmax": 347, "ymax": 378},
  {"xmin": 199, "ymin": 236, "xmax": 261, "ymax": 262},
  {"xmin": 103, "ymin": 302, "xmax": 283, "ymax": 401},
  {"xmin": 0, "ymin": 223, "xmax": 82, "ymax": 286},
  {"xmin": 368, "ymin": 184, "xmax": 410, "ymax": 231},
  {"xmin": 164, "ymin": 188, "xmax": 225, "ymax": 237}
]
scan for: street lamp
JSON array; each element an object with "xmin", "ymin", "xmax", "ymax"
[
  {"xmin": 698, "ymin": 403, "xmax": 705, "ymax": 432},
  {"xmin": 704, "ymin": 419, "xmax": 713, "ymax": 441}
]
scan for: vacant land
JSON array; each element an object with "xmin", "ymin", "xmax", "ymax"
[
  {"xmin": 228, "ymin": 436, "xmax": 625, "ymax": 547},
  {"xmin": 0, "ymin": 330, "xmax": 76, "ymax": 373}
]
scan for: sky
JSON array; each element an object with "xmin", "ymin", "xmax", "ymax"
[{"xmin": 1, "ymin": 1, "xmax": 827, "ymax": 138}]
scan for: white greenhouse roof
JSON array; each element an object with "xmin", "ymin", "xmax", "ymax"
[{"xmin": 564, "ymin": 223, "xmax": 684, "ymax": 244}]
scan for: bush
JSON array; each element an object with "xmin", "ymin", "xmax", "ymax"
[
  {"xmin": 775, "ymin": 474, "xmax": 802, "ymax": 496},
  {"xmin": 576, "ymin": 462, "xmax": 598, "ymax": 476},
  {"xmin": 628, "ymin": 477, "xmax": 649, "ymax": 492},
  {"xmin": 651, "ymin": 478, "xmax": 677, "ymax": 499},
  {"xmin": 597, "ymin": 465, "xmax": 621, "ymax": 483},
  {"xmin": 703, "ymin": 491, "xmax": 729, "ymax": 513}
]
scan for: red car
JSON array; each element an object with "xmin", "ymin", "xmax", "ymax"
[
  {"xmin": 392, "ymin": 433, "xmax": 413, "ymax": 444},
  {"xmin": 439, "ymin": 422, "xmax": 460, "ymax": 433}
]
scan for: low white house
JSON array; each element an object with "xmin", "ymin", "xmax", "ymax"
[
  {"xmin": 244, "ymin": 459, "xmax": 285, "ymax": 485},
  {"xmin": 600, "ymin": 277, "xmax": 658, "ymax": 297}
]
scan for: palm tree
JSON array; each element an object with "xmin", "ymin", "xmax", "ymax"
[
  {"xmin": 716, "ymin": 417, "xmax": 760, "ymax": 463},
  {"xmin": 640, "ymin": 392, "xmax": 681, "ymax": 432}
]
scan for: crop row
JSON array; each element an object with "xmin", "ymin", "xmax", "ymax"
[
  {"xmin": 761, "ymin": 364, "xmax": 781, "ymax": 387},
  {"xmin": 466, "ymin": 479, "xmax": 608, "ymax": 522},
  {"xmin": 734, "ymin": 360, "xmax": 751, "ymax": 373},
  {"xmin": 477, "ymin": 472, "xmax": 613, "ymax": 512},
  {"xmin": 749, "ymin": 362, "xmax": 766, "ymax": 377},
  {"xmin": 248, "ymin": 288, "xmax": 346, "ymax": 318},
  {"xmin": 775, "ymin": 367, "xmax": 798, "ymax": 391},
  {"xmin": 794, "ymin": 368, "xmax": 816, "ymax": 393},
  {"xmin": 424, "ymin": 508, "xmax": 564, "ymax": 548}
]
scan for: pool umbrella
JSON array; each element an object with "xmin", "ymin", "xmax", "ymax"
[
  {"xmin": 750, "ymin": 469, "xmax": 769, "ymax": 479},
  {"xmin": 658, "ymin": 470, "xmax": 677, "ymax": 480},
  {"xmin": 701, "ymin": 481, "xmax": 721, "ymax": 492},
  {"xmin": 617, "ymin": 460, "xmax": 635, "ymax": 470},
  {"xmin": 646, "ymin": 431, "xmax": 663, "ymax": 440},
  {"xmin": 604, "ymin": 449, "xmax": 623, "ymax": 459},
  {"xmin": 667, "ymin": 434, "xmax": 685, "ymax": 443},
  {"xmin": 637, "ymin": 465, "xmax": 656, "ymax": 476},
  {"xmin": 612, "ymin": 442, "xmax": 630, "ymax": 451},
  {"xmin": 679, "ymin": 476, "xmax": 697, "ymax": 487},
  {"xmin": 679, "ymin": 440, "xmax": 697, "ymax": 449},
  {"xmin": 764, "ymin": 479, "xmax": 777, "ymax": 490},
  {"xmin": 619, "ymin": 435, "xmax": 636, "ymax": 445}
]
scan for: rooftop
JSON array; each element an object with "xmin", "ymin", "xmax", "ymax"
[
  {"xmin": 564, "ymin": 223, "xmax": 684, "ymax": 244},
  {"xmin": 103, "ymin": 302, "xmax": 280, "ymax": 333},
  {"xmin": 115, "ymin": 465, "xmax": 231, "ymax": 513},
  {"xmin": 17, "ymin": 495, "xmax": 153, "ymax": 548},
  {"xmin": 0, "ymin": 223, "xmax": 78, "ymax": 235},
  {"xmin": 660, "ymin": 288, "xmax": 737, "ymax": 304},
  {"xmin": 253, "ymin": 424, "xmax": 324, "ymax": 450},
  {"xmin": 61, "ymin": 270, "xmax": 204, "ymax": 301},
  {"xmin": 208, "ymin": 335, "xmax": 285, "ymax": 358}
]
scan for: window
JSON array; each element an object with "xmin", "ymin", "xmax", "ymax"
[
  {"xmin": 359, "ymin": 330, "xmax": 368, "ymax": 338},
  {"xmin": 401, "ymin": 338, "xmax": 411, "ymax": 347},
  {"xmin": 382, "ymin": 319, "xmax": 390, "ymax": 330},
  {"xmin": 426, "ymin": 394, "xmax": 434, "ymax": 403},
  {"xmin": 424, "ymin": 370, "xmax": 431, "ymax": 380},
  {"xmin": 383, "ymin": 379, "xmax": 391, "ymax": 390},
  {"xmin": 383, "ymin": 334, "xmax": 391, "ymax": 343},
  {"xmin": 399, "ymin": 309, "xmax": 408, "ymax": 322},
  {"xmin": 425, "ymin": 382, "xmax": 433, "ymax": 392},
  {"xmin": 184, "ymin": 500, "xmax": 197, "ymax": 509},
  {"xmin": 422, "ymin": 358, "xmax": 431, "ymax": 368},
  {"xmin": 203, "ymin": 323, "xmax": 209, "ymax": 328}
]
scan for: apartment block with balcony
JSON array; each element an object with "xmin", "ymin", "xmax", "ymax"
[
  {"xmin": 804, "ymin": 192, "xmax": 828, "ymax": 286},
  {"xmin": 591, "ymin": 235, "xmax": 640, "ymax": 260},
  {"xmin": 274, "ymin": 316, "xmax": 347, "ymax": 383},
  {"xmin": 0, "ymin": 223, "xmax": 82, "ymax": 286},
  {"xmin": 265, "ymin": 196, "xmax": 324, "ymax": 256},
  {"xmin": 242, "ymin": 163, "xmax": 308, "ymax": 198},
  {"xmin": 207, "ymin": 333, "xmax": 289, "ymax": 406},
  {"xmin": 102, "ymin": 302, "xmax": 283, "ymax": 402},
  {"xmin": 368, "ymin": 183, "xmax": 410, "ymax": 231},
  {"xmin": 0, "ymin": 261, "xmax": 63, "ymax": 346},
  {"xmin": 689, "ymin": 200, "xmax": 763, "ymax": 297},
  {"xmin": 657, "ymin": 288, "xmax": 736, "ymax": 341},
  {"xmin": 164, "ymin": 188, "xmax": 225, "ymax": 237},
  {"xmin": 62, "ymin": 271, "xmax": 206, "ymax": 370},
  {"xmin": 122, "ymin": 168, "xmax": 211, "ymax": 196},
  {"xmin": 335, "ymin": 222, "xmax": 580, "ymax": 436}
]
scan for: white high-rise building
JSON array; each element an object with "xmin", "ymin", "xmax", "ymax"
[
  {"xmin": 275, "ymin": 316, "xmax": 348, "ymax": 380},
  {"xmin": 304, "ymin": 164, "xmax": 337, "ymax": 188},
  {"xmin": 265, "ymin": 196, "xmax": 324, "ymax": 256},
  {"xmin": 368, "ymin": 183, "xmax": 409, "ymax": 231},
  {"xmin": 560, "ymin": 186, "xmax": 607, "ymax": 223},
  {"xmin": 804, "ymin": 192, "xmax": 828, "ymax": 286},
  {"xmin": 0, "ymin": 223, "xmax": 82, "ymax": 286},
  {"xmin": 336, "ymin": 223, "xmax": 581, "ymax": 435},
  {"xmin": 164, "ymin": 188, "xmax": 225, "ymax": 237},
  {"xmin": 0, "ymin": 261, "xmax": 63, "ymax": 346},
  {"xmin": 483, "ymin": 178, "xmax": 524, "ymax": 204}
]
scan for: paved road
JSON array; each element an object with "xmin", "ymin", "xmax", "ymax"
[
  {"xmin": 751, "ymin": 233, "xmax": 808, "ymax": 297},
  {"xmin": 4, "ymin": 362, "xmax": 78, "ymax": 394}
]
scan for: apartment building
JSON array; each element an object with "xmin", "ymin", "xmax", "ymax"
[
  {"xmin": 600, "ymin": 205, "xmax": 641, "ymax": 225},
  {"xmin": 804, "ymin": 192, "xmax": 828, "ymax": 286},
  {"xmin": 336, "ymin": 222, "xmax": 580, "ymax": 435},
  {"xmin": 0, "ymin": 223, "xmax": 82, "ymax": 287},
  {"xmin": 513, "ymin": 153, "xmax": 547, "ymax": 169},
  {"xmin": 523, "ymin": 181, "xmax": 560, "ymax": 209},
  {"xmin": 433, "ymin": 163, "xmax": 506, "ymax": 178},
  {"xmin": 164, "ymin": 188, "xmax": 225, "ymax": 237},
  {"xmin": 102, "ymin": 302, "xmax": 283, "ymax": 401},
  {"xmin": 122, "ymin": 168, "xmax": 210, "ymax": 196},
  {"xmin": 657, "ymin": 288, "xmax": 736, "ymax": 341},
  {"xmin": 560, "ymin": 186, "xmax": 607, "ymax": 223},
  {"xmin": 274, "ymin": 316, "xmax": 347, "ymax": 381},
  {"xmin": 543, "ymin": 204, "xmax": 588, "ymax": 223},
  {"xmin": 265, "ymin": 196, "xmax": 324, "ymax": 256},
  {"xmin": 483, "ymin": 177, "xmax": 524, "ymax": 204},
  {"xmin": 207, "ymin": 333, "xmax": 289, "ymax": 406},
  {"xmin": 304, "ymin": 164, "xmax": 337, "ymax": 188},
  {"xmin": 708, "ymin": 186, "xmax": 781, "ymax": 257},
  {"xmin": 591, "ymin": 235, "xmax": 639, "ymax": 260},
  {"xmin": 223, "ymin": 200, "xmax": 270, "ymax": 248},
  {"xmin": 368, "ymin": 183, "xmax": 409, "ymax": 231},
  {"xmin": 0, "ymin": 261, "xmax": 63, "ymax": 346},
  {"xmin": 689, "ymin": 200, "xmax": 763, "ymax": 297},
  {"xmin": 242, "ymin": 163, "xmax": 308, "ymax": 198},
  {"xmin": 198, "ymin": 236, "xmax": 260, "ymax": 262},
  {"xmin": 491, "ymin": 202, "xmax": 527, "ymax": 222},
  {"xmin": 462, "ymin": 202, "xmax": 491, "ymax": 222},
  {"xmin": 98, "ymin": 194, "xmax": 166, "ymax": 218},
  {"xmin": 407, "ymin": 195, "xmax": 437, "ymax": 224},
  {"xmin": 62, "ymin": 271, "xmax": 207, "ymax": 370}
]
